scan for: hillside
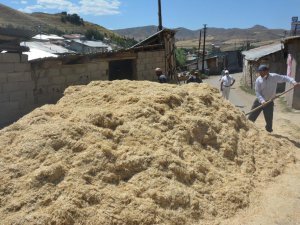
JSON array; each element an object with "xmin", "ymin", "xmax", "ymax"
[
  {"xmin": 114, "ymin": 25, "xmax": 287, "ymax": 50},
  {"xmin": 0, "ymin": 4, "xmax": 117, "ymax": 40},
  {"xmin": 30, "ymin": 12, "xmax": 116, "ymax": 37},
  {"xmin": 0, "ymin": 3, "xmax": 48, "ymax": 31},
  {"xmin": 113, "ymin": 25, "xmax": 159, "ymax": 41}
]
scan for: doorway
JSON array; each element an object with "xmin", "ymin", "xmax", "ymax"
[{"xmin": 109, "ymin": 59, "xmax": 135, "ymax": 81}]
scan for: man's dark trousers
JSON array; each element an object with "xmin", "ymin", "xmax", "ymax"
[{"xmin": 248, "ymin": 99, "xmax": 274, "ymax": 132}]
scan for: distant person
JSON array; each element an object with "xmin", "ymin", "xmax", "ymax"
[
  {"xmin": 155, "ymin": 68, "xmax": 168, "ymax": 83},
  {"xmin": 220, "ymin": 70, "xmax": 235, "ymax": 100},
  {"xmin": 248, "ymin": 64, "xmax": 299, "ymax": 132},
  {"xmin": 186, "ymin": 71, "xmax": 202, "ymax": 83},
  {"xmin": 219, "ymin": 68, "xmax": 227, "ymax": 81}
]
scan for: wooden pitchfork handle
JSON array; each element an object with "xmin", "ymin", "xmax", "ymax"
[{"xmin": 245, "ymin": 84, "xmax": 298, "ymax": 116}]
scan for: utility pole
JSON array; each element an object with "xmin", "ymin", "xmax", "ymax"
[
  {"xmin": 197, "ymin": 29, "xmax": 202, "ymax": 70},
  {"xmin": 201, "ymin": 24, "xmax": 207, "ymax": 74},
  {"xmin": 158, "ymin": 0, "xmax": 163, "ymax": 31}
]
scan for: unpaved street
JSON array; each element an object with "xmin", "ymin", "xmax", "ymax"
[{"xmin": 206, "ymin": 73, "xmax": 300, "ymax": 225}]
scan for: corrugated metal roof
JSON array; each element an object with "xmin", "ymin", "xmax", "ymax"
[
  {"xmin": 23, "ymin": 48, "xmax": 58, "ymax": 61},
  {"xmin": 283, "ymin": 35, "xmax": 300, "ymax": 43},
  {"xmin": 32, "ymin": 34, "xmax": 64, "ymax": 41},
  {"xmin": 21, "ymin": 41, "xmax": 73, "ymax": 54},
  {"xmin": 242, "ymin": 43, "xmax": 283, "ymax": 61},
  {"xmin": 72, "ymin": 39, "xmax": 110, "ymax": 48}
]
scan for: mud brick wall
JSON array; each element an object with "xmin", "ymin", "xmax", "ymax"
[
  {"xmin": 137, "ymin": 50, "xmax": 165, "ymax": 81},
  {"xmin": 0, "ymin": 53, "xmax": 34, "ymax": 127}
]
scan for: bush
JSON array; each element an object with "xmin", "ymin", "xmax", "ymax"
[
  {"xmin": 110, "ymin": 35, "xmax": 138, "ymax": 48},
  {"xmin": 85, "ymin": 29, "xmax": 104, "ymax": 41}
]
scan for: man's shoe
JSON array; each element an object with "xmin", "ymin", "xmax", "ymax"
[{"xmin": 266, "ymin": 128, "xmax": 273, "ymax": 133}]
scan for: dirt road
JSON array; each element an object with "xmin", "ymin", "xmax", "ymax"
[{"xmin": 206, "ymin": 73, "xmax": 300, "ymax": 225}]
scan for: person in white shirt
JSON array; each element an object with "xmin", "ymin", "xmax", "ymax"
[
  {"xmin": 248, "ymin": 64, "xmax": 299, "ymax": 132},
  {"xmin": 220, "ymin": 70, "xmax": 235, "ymax": 100},
  {"xmin": 219, "ymin": 68, "xmax": 227, "ymax": 81}
]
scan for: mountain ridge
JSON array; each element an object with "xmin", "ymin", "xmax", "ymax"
[{"xmin": 113, "ymin": 25, "xmax": 288, "ymax": 49}]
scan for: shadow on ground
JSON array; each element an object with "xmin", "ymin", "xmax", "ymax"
[{"xmin": 271, "ymin": 134, "xmax": 300, "ymax": 148}]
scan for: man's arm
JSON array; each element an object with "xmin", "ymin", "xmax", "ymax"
[
  {"xmin": 220, "ymin": 80, "xmax": 223, "ymax": 91},
  {"xmin": 255, "ymin": 80, "xmax": 265, "ymax": 104},
  {"xmin": 273, "ymin": 73, "xmax": 297, "ymax": 85},
  {"xmin": 231, "ymin": 78, "xmax": 235, "ymax": 86}
]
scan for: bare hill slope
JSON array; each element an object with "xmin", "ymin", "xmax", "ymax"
[
  {"xmin": 114, "ymin": 25, "xmax": 287, "ymax": 49},
  {"xmin": 0, "ymin": 3, "xmax": 48, "ymax": 30},
  {"xmin": 0, "ymin": 4, "xmax": 116, "ymax": 37}
]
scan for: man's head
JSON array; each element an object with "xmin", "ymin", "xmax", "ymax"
[
  {"xmin": 155, "ymin": 67, "xmax": 162, "ymax": 76},
  {"xmin": 224, "ymin": 70, "xmax": 229, "ymax": 75},
  {"xmin": 258, "ymin": 64, "xmax": 269, "ymax": 77}
]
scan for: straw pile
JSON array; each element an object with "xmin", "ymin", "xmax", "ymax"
[{"xmin": 0, "ymin": 81, "xmax": 295, "ymax": 225}]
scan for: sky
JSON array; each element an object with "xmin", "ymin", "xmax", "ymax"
[{"xmin": 1, "ymin": 0, "xmax": 300, "ymax": 30}]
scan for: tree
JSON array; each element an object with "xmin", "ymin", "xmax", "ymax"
[
  {"xmin": 175, "ymin": 48, "xmax": 187, "ymax": 68},
  {"xmin": 60, "ymin": 12, "xmax": 84, "ymax": 26}
]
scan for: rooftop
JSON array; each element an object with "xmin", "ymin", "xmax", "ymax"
[
  {"xmin": 242, "ymin": 43, "xmax": 283, "ymax": 61},
  {"xmin": 32, "ymin": 34, "xmax": 64, "ymax": 41},
  {"xmin": 21, "ymin": 41, "xmax": 73, "ymax": 54},
  {"xmin": 71, "ymin": 39, "xmax": 111, "ymax": 48}
]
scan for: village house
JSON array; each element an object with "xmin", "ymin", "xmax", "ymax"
[
  {"xmin": 223, "ymin": 50, "xmax": 243, "ymax": 73},
  {"xmin": 186, "ymin": 59, "xmax": 207, "ymax": 73},
  {"xmin": 241, "ymin": 43, "xmax": 286, "ymax": 90},
  {"xmin": 0, "ymin": 27, "xmax": 33, "ymax": 53},
  {"xmin": 242, "ymin": 37, "xmax": 300, "ymax": 110},
  {"xmin": 21, "ymin": 34, "xmax": 74, "ymax": 61},
  {"xmin": 282, "ymin": 36, "xmax": 300, "ymax": 109},
  {"xmin": 201, "ymin": 50, "xmax": 242, "ymax": 75}
]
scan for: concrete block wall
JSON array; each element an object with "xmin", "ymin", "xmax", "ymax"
[
  {"xmin": 137, "ymin": 50, "xmax": 165, "ymax": 81},
  {"xmin": 33, "ymin": 60, "xmax": 109, "ymax": 105},
  {"xmin": 0, "ymin": 49, "xmax": 164, "ymax": 127},
  {"xmin": 0, "ymin": 53, "xmax": 34, "ymax": 127}
]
